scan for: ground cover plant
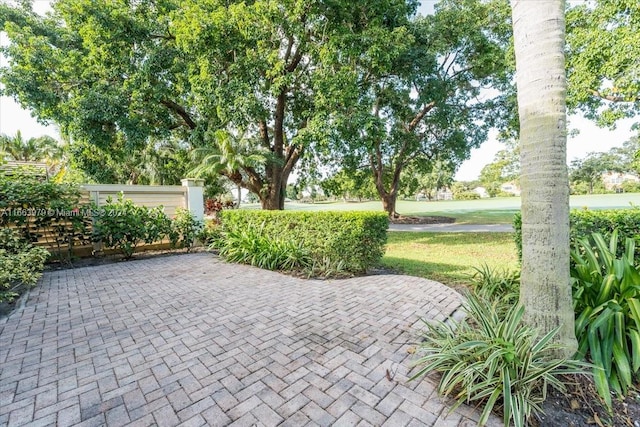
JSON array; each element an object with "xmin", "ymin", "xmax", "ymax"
[
  {"xmin": 0, "ymin": 229, "xmax": 49, "ymax": 304},
  {"xmin": 411, "ymin": 292, "xmax": 586, "ymax": 427}
]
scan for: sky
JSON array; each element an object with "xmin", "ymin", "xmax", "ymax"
[{"xmin": 0, "ymin": 0, "xmax": 637, "ymax": 181}]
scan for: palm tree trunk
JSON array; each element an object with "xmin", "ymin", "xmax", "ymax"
[{"xmin": 512, "ymin": 0, "xmax": 578, "ymax": 357}]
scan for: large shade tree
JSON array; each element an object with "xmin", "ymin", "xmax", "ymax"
[
  {"xmin": 511, "ymin": 0, "xmax": 578, "ymax": 356},
  {"xmin": 320, "ymin": 0, "xmax": 512, "ymax": 217},
  {"xmin": 0, "ymin": 0, "xmax": 417, "ymax": 209},
  {"xmin": 566, "ymin": 0, "xmax": 640, "ymax": 128}
]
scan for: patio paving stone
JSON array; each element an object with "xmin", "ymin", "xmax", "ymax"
[{"xmin": 0, "ymin": 253, "xmax": 500, "ymax": 426}]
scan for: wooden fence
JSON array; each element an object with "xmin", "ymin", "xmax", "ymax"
[{"xmin": 4, "ymin": 179, "xmax": 204, "ymax": 258}]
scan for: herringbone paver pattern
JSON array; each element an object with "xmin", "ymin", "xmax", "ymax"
[{"xmin": 0, "ymin": 253, "xmax": 500, "ymax": 426}]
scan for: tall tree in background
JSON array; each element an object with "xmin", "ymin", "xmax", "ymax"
[
  {"xmin": 323, "ymin": 0, "xmax": 511, "ymax": 217},
  {"xmin": 479, "ymin": 143, "xmax": 520, "ymax": 197},
  {"xmin": 566, "ymin": 0, "xmax": 640, "ymax": 128},
  {"xmin": 0, "ymin": 0, "xmax": 417, "ymax": 209},
  {"xmin": 0, "ymin": 131, "xmax": 60, "ymax": 162},
  {"xmin": 511, "ymin": 0, "xmax": 578, "ymax": 357},
  {"xmin": 569, "ymin": 152, "xmax": 620, "ymax": 194}
]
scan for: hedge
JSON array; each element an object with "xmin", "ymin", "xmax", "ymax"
[
  {"xmin": 217, "ymin": 210, "xmax": 389, "ymax": 275},
  {"xmin": 513, "ymin": 209, "xmax": 640, "ymax": 263}
]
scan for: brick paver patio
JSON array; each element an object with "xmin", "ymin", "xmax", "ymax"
[{"xmin": 0, "ymin": 253, "xmax": 500, "ymax": 426}]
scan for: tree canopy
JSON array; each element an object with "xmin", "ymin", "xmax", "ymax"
[
  {"xmin": 566, "ymin": 0, "xmax": 640, "ymax": 128},
  {"xmin": 318, "ymin": 0, "xmax": 512, "ymax": 216},
  {"xmin": 1, "ymin": 0, "xmax": 422, "ymax": 209}
]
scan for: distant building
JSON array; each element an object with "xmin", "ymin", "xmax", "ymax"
[
  {"xmin": 602, "ymin": 172, "xmax": 640, "ymax": 191},
  {"xmin": 500, "ymin": 182, "xmax": 521, "ymax": 196},
  {"xmin": 473, "ymin": 186, "xmax": 490, "ymax": 198}
]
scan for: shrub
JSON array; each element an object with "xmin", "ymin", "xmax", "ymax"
[
  {"xmin": 199, "ymin": 219, "xmax": 222, "ymax": 246},
  {"xmin": 411, "ymin": 292, "xmax": 586, "ymax": 427},
  {"xmin": 0, "ymin": 166, "xmax": 91, "ymax": 261},
  {"xmin": 454, "ymin": 191, "xmax": 480, "ymax": 200},
  {"xmin": 0, "ymin": 229, "xmax": 50, "ymax": 303},
  {"xmin": 217, "ymin": 210, "xmax": 388, "ymax": 275},
  {"xmin": 168, "ymin": 208, "xmax": 203, "ymax": 251},
  {"xmin": 204, "ymin": 198, "xmax": 235, "ymax": 216},
  {"xmin": 513, "ymin": 209, "xmax": 640, "ymax": 264},
  {"xmin": 92, "ymin": 193, "xmax": 171, "ymax": 259},
  {"xmin": 571, "ymin": 231, "xmax": 640, "ymax": 409}
]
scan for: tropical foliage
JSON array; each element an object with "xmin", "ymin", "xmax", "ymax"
[
  {"xmin": 0, "ymin": 229, "xmax": 50, "ymax": 304},
  {"xmin": 412, "ymin": 292, "xmax": 586, "ymax": 427},
  {"xmin": 571, "ymin": 231, "xmax": 640, "ymax": 409}
]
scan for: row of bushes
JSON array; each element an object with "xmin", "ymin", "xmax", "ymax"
[
  {"xmin": 0, "ymin": 229, "xmax": 49, "ymax": 304},
  {"xmin": 211, "ymin": 210, "xmax": 389, "ymax": 276},
  {"xmin": 93, "ymin": 195, "xmax": 203, "ymax": 259},
  {"xmin": 513, "ymin": 208, "xmax": 640, "ymax": 264}
]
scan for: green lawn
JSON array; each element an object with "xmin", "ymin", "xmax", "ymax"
[
  {"xmin": 264, "ymin": 193, "xmax": 640, "ymax": 225},
  {"xmin": 381, "ymin": 232, "xmax": 519, "ymax": 288}
]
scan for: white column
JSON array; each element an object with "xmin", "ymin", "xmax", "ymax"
[{"xmin": 181, "ymin": 178, "xmax": 205, "ymax": 221}]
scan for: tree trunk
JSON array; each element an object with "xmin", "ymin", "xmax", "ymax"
[
  {"xmin": 381, "ymin": 193, "xmax": 398, "ymax": 218},
  {"xmin": 236, "ymin": 184, "xmax": 241, "ymax": 208},
  {"xmin": 512, "ymin": 0, "xmax": 578, "ymax": 357},
  {"xmin": 258, "ymin": 173, "xmax": 288, "ymax": 210}
]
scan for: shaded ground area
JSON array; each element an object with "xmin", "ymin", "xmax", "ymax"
[{"xmin": 0, "ymin": 253, "xmax": 500, "ymax": 426}]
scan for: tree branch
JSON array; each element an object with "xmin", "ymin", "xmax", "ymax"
[
  {"xmin": 160, "ymin": 99, "xmax": 196, "ymax": 129},
  {"xmin": 591, "ymin": 89, "xmax": 638, "ymax": 103},
  {"xmin": 407, "ymin": 101, "xmax": 436, "ymax": 132}
]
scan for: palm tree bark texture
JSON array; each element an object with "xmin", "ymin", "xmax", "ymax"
[{"xmin": 511, "ymin": 0, "xmax": 578, "ymax": 357}]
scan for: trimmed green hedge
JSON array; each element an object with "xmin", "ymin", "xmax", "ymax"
[
  {"xmin": 514, "ymin": 209, "xmax": 640, "ymax": 263},
  {"xmin": 217, "ymin": 210, "xmax": 389, "ymax": 275}
]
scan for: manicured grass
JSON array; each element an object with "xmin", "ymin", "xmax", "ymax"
[
  {"xmin": 264, "ymin": 193, "xmax": 640, "ymax": 225},
  {"xmin": 381, "ymin": 232, "xmax": 519, "ymax": 288}
]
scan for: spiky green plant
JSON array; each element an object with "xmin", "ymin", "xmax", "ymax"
[
  {"xmin": 411, "ymin": 292, "xmax": 587, "ymax": 427},
  {"xmin": 217, "ymin": 226, "xmax": 311, "ymax": 271},
  {"xmin": 470, "ymin": 264, "xmax": 520, "ymax": 307}
]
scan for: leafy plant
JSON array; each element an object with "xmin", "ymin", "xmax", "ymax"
[
  {"xmin": 204, "ymin": 198, "xmax": 236, "ymax": 216},
  {"xmin": 470, "ymin": 264, "xmax": 520, "ymax": 307},
  {"xmin": 92, "ymin": 193, "xmax": 171, "ymax": 259},
  {"xmin": 168, "ymin": 208, "xmax": 203, "ymax": 251},
  {"xmin": 411, "ymin": 292, "xmax": 587, "ymax": 427},
  {"xmin": 571, "ymin": 231, "xmax": 640, "ymax": 408},
  {"xmin": 0, "ymin": 229, "xmax": 49, "ymax": 303},
  {"xmin": 199, "ymin": 219, "xmax": 222, "ymax": 247},
  {"xmin": 0, "ymin": 166, "xmax": 91, "ymax": 262},
  {"xmin": 217, "ymin": 226, "xmax": 311, "ymax": 271}
]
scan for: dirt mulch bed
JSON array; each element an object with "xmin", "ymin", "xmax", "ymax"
[
  {"xmin": 532, "ymin": 374, "xmax": 640, "ymax": 427},
  {"xmin": 389, "ymin": 215, "xmax": 456, "ymax": 224}
]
